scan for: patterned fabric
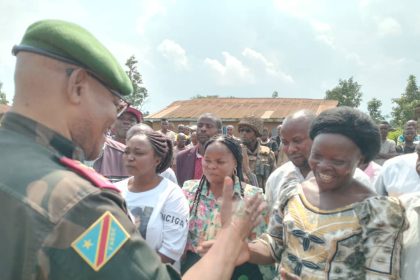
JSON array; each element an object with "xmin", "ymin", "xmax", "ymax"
[
  {"xmin": 183, "ymin": 178, "xmax": 264, "ymax": 250},
  {"xmin": 260, "ymin": 180, "xmax": 406, "ymax": 279},
  {"xmin": 183, "ymin": 178, "xmax": 276, "ymax": 279}
]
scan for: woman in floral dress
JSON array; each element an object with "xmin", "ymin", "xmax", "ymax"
[
  {"xmin": 248, "ymin": 107, "xmax": 406, "ymax": 279},
  {"xmin": 182, "ymin": 135, "xmax": 275, "ymax": 279}
]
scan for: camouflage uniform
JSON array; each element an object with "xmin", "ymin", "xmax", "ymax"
[
  {"xmin": 246, "ymin": 142, "xmax": 276, "ymax": 191},
  {"xmin": 0, "ymin": 112, "xmax": 180, "ymax": 280},
  {"xmin": 238, "ymin": 116, "xmax": 276, "ymax": 191}
]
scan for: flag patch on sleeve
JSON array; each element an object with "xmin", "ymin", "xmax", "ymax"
[{"xmin": 71, "ymin": 211, "xmax": 130, "ymax": 271}]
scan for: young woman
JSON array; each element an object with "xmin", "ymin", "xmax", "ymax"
[
  {"xmin": 248, "ymin": 107, "xmax": 406, "ymax": 279},
  {"xmin": 115, "ymin": 126, "xmax": 189, "ymax": 266},
  {"xmin": 182, "ymin": 135, "xmax": 275, "ymax": 279}
]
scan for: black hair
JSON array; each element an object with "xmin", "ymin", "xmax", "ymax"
[
  {"xmin": 126, "ymin": 126, "xmax": 173, "ymax": 173},
  {"xmin": 309, "ymin": 107, "xmax": 380, "ymax": 163},
  {"xmin": 190, "ymin": 135, "xmax": 244, "ymax": 216}
]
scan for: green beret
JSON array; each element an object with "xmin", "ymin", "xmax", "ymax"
[{"xmin": 12, "ymin": 19, "xmax": 133, "ymax": 96}]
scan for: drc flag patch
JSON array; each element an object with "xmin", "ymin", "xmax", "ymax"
[{"xmin": 71, "ymin": 211, "xmax": 130, "ymax": 271}]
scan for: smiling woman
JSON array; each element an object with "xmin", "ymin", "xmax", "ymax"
[
  {"xmin": 248, "ymin": 107, "xmax": 407, "ymax": 279},
  {"xmin": 114, "ymin": 127, "xmax": 189, "ymax": 268}
]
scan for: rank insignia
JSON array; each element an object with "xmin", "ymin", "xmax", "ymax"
[{"xmin": 71, "ymin": 211, "xmax": 130, "ymax": 271}]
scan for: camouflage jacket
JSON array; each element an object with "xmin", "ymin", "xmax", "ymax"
[
  {"xmin": 246, "ymin": 142, "xmax": 276, "ymax": 189},
  {"xmin": 0, "ymin": 112, "xmax": 180, "ymax": 280}
]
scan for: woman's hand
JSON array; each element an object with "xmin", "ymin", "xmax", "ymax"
[
  {"xmin": 182, "ymin": 177, "xmax": 266, "ymax": 280},
  {"xmin": 207, "ymin": 176, "xmax": 266, "ymax": 266},
  {"xmin": 196, "ymin": 177, "xmax": 266, "ymax": 266},
  {"xmin": 220, "ymin": 177, "xmax": 266, "ymax": 239}
]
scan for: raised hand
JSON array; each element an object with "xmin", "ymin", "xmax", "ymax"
[{"xmin": 220, "ymin": 177, "xmax": 266, "ymax": 239}]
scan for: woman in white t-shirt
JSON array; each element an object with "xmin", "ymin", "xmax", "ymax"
[{"xmin": 115, "ymin": 127, "xmax": 189, "ymax": 265}]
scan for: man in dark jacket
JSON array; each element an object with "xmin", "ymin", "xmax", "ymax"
[{"xmin": 176, "ymin": 113, "xmax": 221, "ymax": 186}]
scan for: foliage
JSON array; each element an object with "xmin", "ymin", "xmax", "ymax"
[
  {"xmin": 272, "ymin": 91, "xmax": 279, "ymax": 98},
  {"xmin": 324, "ymin": 77, "xmax": 362, "ymax": 108},
  {"xmin": 367, "ymin": 98, "xmax": 385, "ymax": 123},
  {"xmin": 387, "ymin": 128, "xmax": 402, "ymax": 143},
  {"xmin": 391, "ymin": 75, "xmax": 420, "ymax": 127},
  {"xmin": 125, "ymin": 55, "xmax": 148, "ymax": 109},
  {"xmin": 0, "ymin": 82, "xmax": 9, "ymax": 105}
]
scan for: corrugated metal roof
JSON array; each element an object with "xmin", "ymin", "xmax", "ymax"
[{"xmin": 146, "ymin": 98, "xmax": 338, "ymax": 120}]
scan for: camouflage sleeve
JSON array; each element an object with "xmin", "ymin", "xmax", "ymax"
[{"xmin": 39, "ymin": 187, "xmax": 181, "ymax": 280}]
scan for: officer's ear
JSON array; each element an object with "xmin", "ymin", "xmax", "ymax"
[{"xmin": 65, "ymin": 68, "xmax": 89, "ymax": 104}]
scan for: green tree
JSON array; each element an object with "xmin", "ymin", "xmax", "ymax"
[
  {"xmin": 367, "ymin": 98, "xmax": 385, "ymax": 123},
  {"xmin": 324, "ymin": 77, "xmax": 362, "ymax": 108},
  {"xmin": 0, "ymin": 82, "xmax": 9, "ymax": 105},
  {"xmin": 391, "ymin": 74, "xmax": 420, "ymax": 127},
  {"xmin": 125, "ymin": 55, "xmax": 148, "ymax": 109},
  {"xmin": 272, "ymin": 91, "xmax": 279, "ymax": 98},
  {"xmin": 388, "ymin": 128, "xmax": 402, "ymax": 143}
]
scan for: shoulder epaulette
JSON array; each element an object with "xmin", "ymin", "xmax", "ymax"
[{"xmin": 59, "ymin": 156, "xmax": 120, "ymax": 193}]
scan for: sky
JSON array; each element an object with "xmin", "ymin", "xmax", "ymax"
[{"xmin": 1, "ymin": 0, "xmax": 420, "ymax": 118}]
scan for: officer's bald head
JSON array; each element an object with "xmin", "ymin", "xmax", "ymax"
[{"xmin": 14, "ymin": 52, "xmax": 70, "ymax": 97}]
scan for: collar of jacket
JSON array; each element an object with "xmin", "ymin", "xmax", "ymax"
[{"xmin": 1, "ymin": 112, "xmax": 85, "ymax": 161}]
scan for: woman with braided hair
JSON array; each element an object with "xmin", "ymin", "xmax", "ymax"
[
  {"xmin": 181, "ymin": 135, "xmax": 275, "ymax": 279},
  {"xmin": 115, "ymin": 125, "xmax": 189, "ymax": 267}
]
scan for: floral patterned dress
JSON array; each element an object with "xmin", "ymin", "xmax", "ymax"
[
  {"xmin": 260, "ymin": 180, "xmax": 406, "ymax": 279},
  {"xmin": 182, "ymin": 178, "xmax": 275, "ymax": 279}
]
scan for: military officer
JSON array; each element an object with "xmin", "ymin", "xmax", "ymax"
[
  {"xmin": 0, "ymin": 19, "xmax": 264, "ymax": 280},
  {"xmin": 239, "ymin": 116, "xmax": 276, "ymax": 191}
]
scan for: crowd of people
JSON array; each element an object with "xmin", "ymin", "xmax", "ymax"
[{"xmin": 1, "ymin": 19, "xmax": 420, "ymax": 280}]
